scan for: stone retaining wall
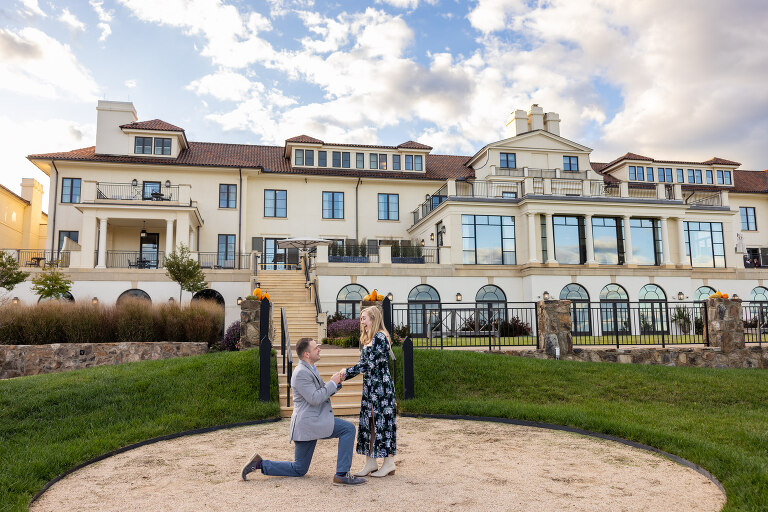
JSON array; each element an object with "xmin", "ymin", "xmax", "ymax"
[
  {"xmin": 506, "ymin": 345, "xmax": 768, "ymax": 369},
  {"xmin": 0, "ymin": 342, "xmax": 208, "ymax": 379}
]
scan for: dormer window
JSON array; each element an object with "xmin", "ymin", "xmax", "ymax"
[
  {"xmin": 305, "ymin": 150, "xmax": 314, "ymax": 166},
  {"xmin": 404, "ymin": 155, "xmax": 423, "ymax": 171},
  {"xmin": 134, "ymin": 136, "xmax": 171, "ymax": 155},
  {"xmin": 370, "ymin": 153, "xmax": 379, "ymax": 169},
  {"xmin": 295, "ymin": 149, "xmax": 304, "ymax": 165},
  {"xmin": 392, "ymin": 155, "xmax": 401, "ymax": 170},
  {"xmin": 318, "ymin": 151, "xmax": 327, "ymax": 167},
  {"xmin": 154, "ymin": 138, "xmax": 171, "ymax": 155},
  {"xmin": 379, "ymin": 154, "xmax": 387, "ymax": 170},
  {"xmin": 716, "ymin": 170, "xmax": 732, "ymax": 185},
  {"xmin": 135, "ymin": 137, "xmax": 152, "ymax": 154}
]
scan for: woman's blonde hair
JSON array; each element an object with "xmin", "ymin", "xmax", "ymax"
[{"xmin": 359, "ymin": 305, "xmax": 391, "ymax": 346}]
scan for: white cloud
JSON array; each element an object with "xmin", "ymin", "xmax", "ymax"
[
  {"xmin": 125, "ymin": 79, "xmax": 137, "ymax": 88},
  {"xmin": 59, "ymin": 8, "xmax": 86, "ymax": 32},
  {"xmin": 187, "ymin": 70, "xmax": 256, "ymax": 102},
  {"xmin": 0, "ymin": 28, "xmax": 100, "ymax": 102},
  {"xmin": 467, "ymin": 0, "xmax": 527, "ymax": 33},
  {"xmin": 89, "ymin": 0, "xmax": 114, "ymax": 41},
  {"xmin": 17, "ymin": 0, "xmax": 45, "ymax": 17}
]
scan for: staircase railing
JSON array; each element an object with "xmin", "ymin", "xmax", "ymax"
[
  {"xmin": 281, "ymin": 307, "xmax": 293, "ymax": 408},
  {"xmin": 303, "ymin": 253, "xmax": 322, "ymax": 319}
]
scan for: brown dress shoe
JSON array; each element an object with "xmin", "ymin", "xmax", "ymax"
[{"xmin": 242, "ymin": 453, "xmax": 263, "ymax": 481}]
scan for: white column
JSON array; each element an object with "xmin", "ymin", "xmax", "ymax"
[
  {"xmin": 660, "ymin": 217, "xmax": 672, "ymax": 265},
  {"xmin": 585, "ymin": 214, "xmax": 595, "ymax": 263},
  {"xmin": 545, "ymin": 213, "xmax": 556, "ymax": 264},
  {"xmin": 527, "ymin": 212, "xmax": 539, "ymax": 263},
  {"xmin": 166, "ymin": 219, "xmax": 174, "ymax": 257},
  {"xmin": 96, "ymin": 217, "xmax": 108, "ymax": 268},
  {"xmin": 677, "ymin": 217, "xmax": 688, "ymax": 265},
  {"xmin": 176, "ymin": 215, "xmax": 190, "ymax": 250},
  {"xmin": 189, "ymin": 226, "xmax": 196, "ymax": 251},
  {"xmin": 240, "ymin": 177, "xmax": 248, "ymax": 254},
  {"xmin": 623, "ymin": 216, "xmax": 633, "ymax": 264}
]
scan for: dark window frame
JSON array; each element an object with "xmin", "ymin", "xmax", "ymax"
[
  {"xmin": 563, "ymin": 156, "xmax": 578, "ymax": 171},
  {"xmin": 740, "ymin": 207, "xmax": 757, "ymax": 231},
  {"xmin": 500, "ymin": 152, "xmax": 516, "ymax": 169},
  {"xmin": 392, "ymin": 154, "xmax": 401, "ymax": 170},
  {"xmin": 61, "ymin": 178, "xmax": 81, "ymax": 203},
  {"xmin": 134, "ymin": 136, "xmax": 152, "ymax": 154},
  {"xmin": 153, "ymin": 137, "xmax": 171, "ymax": 155},
  {"xmin": 264, "ymin": 189, "xmax": 287, "ymax": 218},
  {"xmin": 219, "ymin": 184, "xmax": 237, "ymax": 209},
  {"xmin": 58, "ymin": 230, "xmax": 79, "ymax": 250},
  {"xmin": 378, "ymin": 193, "xmax": 399, "ymax": 221},
  {"xmin": 322, "ymin": 191, "xmax": 344, "ymax": 219}
]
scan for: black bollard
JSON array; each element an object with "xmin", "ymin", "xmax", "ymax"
[
  {"xmin": 402, "ymin": 336, "xmax": 414, "ymax": 400},
  {"xmin": 259, "ymin": 299, "xmax": 272, "ymax": 403}
]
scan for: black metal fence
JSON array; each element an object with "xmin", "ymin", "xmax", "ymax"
[
  {"xmin": 569, "ymin": 301, "xmax": 709, "ymax": 348},
  {"xmin": 104, "ymin": 250, "xmax": 166, "ymax": 269},
  {"xmin": 97, "ymin": 182, "xmax": 180, "ymax": 202},
  {"xmin": 14, "ymin": 249, "xmax": 71, "ymax": 268},
  {"xmin": 197, "ymin": 252, "xmax": 250, "ymax": 269},
  {"xmin": 742, "ymin": 301, "xmax": 767, "ymax": 345},
  {"xmin": 390, "ymin": 301, "xmax": 539, "ymax": 348}
]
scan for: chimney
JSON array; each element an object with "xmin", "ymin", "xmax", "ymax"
[
  {"xmin": 544, "ymin": 112, "xmax": 561, "ymax": 136},
  {"xmin": 528, "ymin": 104, "xmax": 544, "ymax": 131},
  {"xmin": 505, "ymin": 109, "xmax": 529, "ymax": 137},
  {"xmin": 20, "ymin": 178, "xmax": 44, "ymax": 249},
  {"xmin": 95, "ymin": 100, "xmax": 137, "ymax": 155}
]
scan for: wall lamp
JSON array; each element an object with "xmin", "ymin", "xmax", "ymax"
[
  {"xmin": 237, "ymin": 297, "xmax": 243, "ymax": 305},
  {"xmin": 386, "ymin": 292, "xmax": 394, "ymax": 301},
  {"xmin": 440, "ymin": 225, "xmax": 447, "ymax": 234},
  {"xmin": 12, "ymin": 297, "xmax": 19, "ymax": 304},
  {"xmin": 425, "ymin": 194, "xmax": 430, "ymax": 200},
  {"xmin": 420, "ymin": 239, "xmax": 425, "ymax": 246},
  {"xmin": 430, "ymin": 233, "xmax": 434, "ymax": 241},
  {"xmin": 92, "ymin": 297, "xmax": 99, "ymax": 305},
  {"xmin": 168, "ymin": 297, "xmax": 175, "ymax": 303},
  {"xmin": 165, "ymin": 180, "xmax": 171, "ymax": 188},
  {"xmin": 131, "ymin": 179, "xmax": 138, "ymax": 187},
  {"xmin": 732, "ymin": 293, "xmax": 739, "ymax": 300},
  {"xmin": 140, "ymin": 220, "xmax": 147, "ymax": 238},
  {"xmin": 456, "ymin": 292, "xmax": 462, "ymax": 301},
  {"xmin": 542, "ymin": 291, "xmax": 551, "ymax": 301},
  {"xmin": 677, "ymin": 291, "xmax": 687, "ymax": 301}
]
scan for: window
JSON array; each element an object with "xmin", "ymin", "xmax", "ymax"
[
  {"xmin": 332, "ymin": 151, "xmax": 341, "ymax": 167},
  {"xmin": 659, "ymin": 168, "xmax": 672, "ymax": 182},
  {"xmin": 356, "ymin": 153, "xmax": 364, "ymax": 169},
  {"xmin": 414, "ymin": 155, "xmax": 423, "ymax": 171},
  {"xmin": 58, "ymin": 231, "xmax": 78, "ymax": 250},
  {"xmin": 295, "ymin": 149, "xmax": 304, "ymax": 165},
  {"xmin": 264, "ymin": 189, "xmax": 286, "ymax": 217},
  {"xmin": 342, "ymin": 152, "xmax": 350, "ymax": 168},
  {"xmin": 337, "ymin": 284, "xmax": 368, "ymax": 318},
  {"xmin": 378, "ymin": 193, "xmax": 399, "ymax": 221},
  {"xmin": 462, "ymin": 214, "xmax": 516, "ymax": 264},
  {"xmin": 740, "ymin": 207, "xmax": 757, "ymax": 231},
  {"xmin": 717, "ymin": 170, "xmax": 732, "ymax": 185},
  {"xmin": 117, "ymin": 289, "xmax": 151, "ymax": 305},
  {"xmin": 638, "ymin": 284, "xmax": 668, "ymax": 334},
  {"xmin": 61, "ymin": 178, "xmax": 81, "ymax": 203},
  {"xmin": 392, "ymin": 155, "xmax": 401, "ymax": 170},
  {"xmin": 725, "ymin": 171, "xmax": 732, "ymax": 185},
  {"xmin": 405, "ymin": 155, "xmax": 413, "ymax": 170},
  {"xmin": 592, "ymin": 217, "xmax": 624, "ymax": 265},
  {"xmin": 154, "ymin": 138, "xmax": 171, "ymax": 155},
  {"xmin": 305, "ymin": 150, "xmax": 314, "ymax": 166},
  {"xmin": 684, "ymin": 221, "xmax": 725, "ymax": 268},
  {"xmin": 629, "ymin": 166, "xmax": 636, "ymax": 180},
  {"xmin": 134, "ymin": 137, "xmax": 152, "ymax": 154},
  {"xmin": 407, "ymin": 284, "xmax": 440, "ymax": 336},
  {"xmin": 694, "ymin": 286, "xmax": 716, "ymax": 301},
  {"xmin": 677, "ymin": 169, "xmax": 684, "ymax": 183},
  {"xmin": 630, "ymin": 219, "xmax": 662, "ymax": 265},
  {"xmin": 219, "ymin": 184, "xmax": 237, "ymax": 208},
  {"xmin": 553, "ymin": 215, "xmax": 586, "ymax": 264},
  {"xmin": 646, "ymin": 167, "xmax": 654, "ymax": 182},
  {"xmin": 370, "ymin": 153, "xmax": 379, "ymax": 169},
  {"xmin": 599, "ymin": 284, "xmax": 630, "ymax": 335},
  {"xmin": 476, "ymin": 285, "xmax": 507, "ymax": 325},
  {"xmin": 560, "ymin": 284, "xmax": 591, "ymax": 335},
  {"xmin": 142, "ymin": 181, "xmax": 160, "ymax": 200},
  {"xmin": 318, "ymin": 151, "xmax": 327, "ymax": 167},
  {"xmin": 563, "ymin": 156, "xmax": 578, "ymax": 171},
  {"xmin": 502, "ymin": 191, "xmax": 517, "ymax": 198},
  {"xmin": 695, "ymin": 170, "xmax": 702, "ymax": 184},
  {"xmin": 706, "ymin": 170, "xmax": 713, "ymax": 184},
  {"xmin": 500, "ymin": 153, "xmax": 516, "ymax": 168},
  {"xmin": 217, "ymin": 234, "xmax": 236, "ymax": 268},
  {"xmin": 322, "ymin": 191, "xmax": 344, "ymax": 219},
  {"xmin": 379, "ymin": 153, "xmax": 387, "ymax": 170},
  {"xmin": 688, "ymin": 169, "xmax": 695, "ymax": 183},
  {"xmin": 636, "ymin": 166, "xmax": 645, "ymax": 180},
  {"xmin": 749, "ymin": 286, "xmax": 768, "ymax": 301}
]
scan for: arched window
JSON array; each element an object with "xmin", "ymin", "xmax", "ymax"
[
  {"xmin": 749, "ymin": 286, "xmax": 768, "ymax": 302},
  {"xmin": 38, "ymin": 291, "xmax": 75, "ymax": 303},
  {"xmin": 117, "ymin": 288, "xmax": 151, "ymax": 305},
  {"xmin": 599, "ymin": 284, "xmax": 629, "ymax": 335},
  {"xmin": 746, "ymin": 287, "xmax": 768, "ymax": 339},
  {"xmin": 638, "ymin": 284, "xmax": 668, "ymax": 334},
  {"xmin": 694, "ymin": 286, "xmax": 716, "ymax": 302},
  {"xmin": 476, "ymin": 285, "xmax": 506, "ymax": 302},
  {"xmin": 192, "ymin": 289, "xmax": 225, "ymax": 305},
  {"xmin": 561, "ymin": 284, "xmax": 591, "ymax": 335},
  {"xmin": 408, "ymin": 284, "xmax": 441, "ymax": 337},
  {"xmin": 336, "ymin": 284, "xmax": 368, "ymax": 319},
  {"xmin": 475, "ymin": 285, "xmax": 507, "ymax": 328}
]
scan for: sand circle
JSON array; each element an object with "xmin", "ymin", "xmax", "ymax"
[{"xmin": 31, "ymin": 417, "xmax": 725, "ymax": 512}]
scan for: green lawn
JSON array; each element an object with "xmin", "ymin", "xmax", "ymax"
[
  {"xmin": 0, "ymin": 350, "xmax": 279, "ymax": 512},
  {"xmin": 395, "ymin": 348, "xmax": 768, "ymax": 512}
]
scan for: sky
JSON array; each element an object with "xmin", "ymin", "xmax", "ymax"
[{"xmin": 2, "ymin": 0, "xmax": 768, "ymax": 211}]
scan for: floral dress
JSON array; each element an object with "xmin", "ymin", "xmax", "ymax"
[{"xmin": 344, "ymin": 331, "xmax": 397, "ymax": 458}]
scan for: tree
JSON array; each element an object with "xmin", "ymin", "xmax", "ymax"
[
  {"xmin": 0, "ymin": 251, "xmax": 30, "ymax": 292},
  {"xmin": 164, "ymin": 243, "xmax": 208, "ymax": 303},
  {"xmin": 31, "ymin": 266, "xmax": 72, "ymax": 300}
]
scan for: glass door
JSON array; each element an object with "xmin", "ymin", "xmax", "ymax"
[
  {"xmin": 264, "ymin": 238, "xmax": 286, "ymax": 270},
  {"xmin": 139, "ymin": 233, "xmax": 159, "ymax": 268}
]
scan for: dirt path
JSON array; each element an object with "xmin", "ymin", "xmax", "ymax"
[{"xmin": 31, "ymin": 417, "xmax": 724, "ymax": 512}]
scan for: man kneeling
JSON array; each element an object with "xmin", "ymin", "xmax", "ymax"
[{"xmin": 242, "ymin": 337, "xmax": 365, "ymax": 486}]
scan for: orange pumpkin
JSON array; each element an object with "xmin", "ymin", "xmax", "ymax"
[
  {"xmin": 252, "ymin": 288, "xmax": 262, "ymax": 300},
  {"xmin": 722, "ymin": 293, "xmax": 729, "ymax": 299},
  {"xmin": 371, "ymin": 289, "xmax": 378, "ymax": 301},
  {"xmin": 377, "ymin": 293, "xmax": 384, "ymax": 301}
]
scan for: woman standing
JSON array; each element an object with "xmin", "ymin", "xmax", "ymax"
[{"xmin": 343, "ymin": 305, "xmax": 397, "ymax": 477}]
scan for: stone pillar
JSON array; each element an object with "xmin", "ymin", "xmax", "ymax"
[
  {"xmin": 585, "ymin": 214, "xmax": 595, "ymax": 263},
  {"xmin": 660, "ymin": 217, "xmax": 672, "ymax": 265},
  {"xmin": 527, "ymin": 212, "xmax": 539, "ymax": 263},
  {"xmin": 379, "ymin": 245, "xmax": 392, "ymax": 264},
  {"xmin": 96, "ymin": 217, "xmax": 108, "ymax": 268},
  {"xmin": 704, "ymin": 298, "xmax": 745, "ymax": 353},
  {"xmin": 545, "ymin": 213, "xmax": 556, "ymax": 264},
  {"xmin": 623, "ymin": 215, "xmax": 633, "ymax": 264},
  {"xmin": 240, "ymin": 300, "xmax": 274, "ymax": 349},
  {"xmin": 536, "ymin": 299, "xmax": 573, "ymax": 356}
]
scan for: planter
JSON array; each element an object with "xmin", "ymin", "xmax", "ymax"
[
  {"xmin": 392, "ymin": 256, "xmax": 425, "ymax": 264},
  {"xmin": 329, "ymin": 256, "xmax": 369, "ymax": 263}
]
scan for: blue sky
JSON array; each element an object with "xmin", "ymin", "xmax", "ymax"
[{"xmin": 2, "ymin": 0, "xmax": 768, "ymax": 209}]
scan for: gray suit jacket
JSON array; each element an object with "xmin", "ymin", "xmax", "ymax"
[{"xmin": 289, "ymin": 360, "xmax": 338, "ymax": 442}]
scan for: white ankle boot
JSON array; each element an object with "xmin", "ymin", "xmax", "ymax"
[
  {"xmin": 354, "ymin": 456, "xmax": 379, "ymax": 477},
  {"xmin": 371, "ymin": 456, "xmax": 395, "ymax": 477}
]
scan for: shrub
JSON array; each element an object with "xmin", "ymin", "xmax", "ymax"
[
  {"xmin": 326, "ymin": 311, "xmax": 345, "ymax": 327},
  {"xmin": 183, "ymin": 300, "xmax": 224, "ymax": 347},
  {"xmin": 499, "ymin": 316, "xmax": 533, "ymax": 337},
  {"xmin": 327, "ymin": 317, "xmax": 360, "ymax": 339},
  {"xmin": 115, "ymin": 298, "xmax": 156, "ymax": 343},
  {"xmin": 222, "ymin": 320, "xmax": 241, "ymax": 351},
  {"xmin": 155, "ymin": 303, "xmax": 186, "ymax": 342},
  {"xmin": 63, "ymin": 303, "xmax": 110, "ymax": 343}
]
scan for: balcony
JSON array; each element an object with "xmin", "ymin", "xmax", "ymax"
[
  {"xmin": 79, "ymin": 181, "xmax": 194, "ymax": 206},
  {"xmin": 3, "ymin": 249, "xmax": 71, "ymax": 268},
  {"xmin": 95, "ymin": 251, "xmax": 251, "ymax": 269}
]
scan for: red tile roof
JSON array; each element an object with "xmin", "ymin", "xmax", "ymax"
[
  {"xmin": 285, "ymin": 135, "xmax": 433, "ymax": 151},
  {"xmin": 397, "ymin": 141, "xmax": 432, "ymax": 150},
  {"xmin": 703, "ymin": 157, "xmax": 741, "ymax": 166},
  {"xmin": 27, "ymin": 143, "xmax": 473, "ymax": 181},
  {"xmin": 119, "ymin": 119, "xmax": 185, "ymax": 132},
  {"xmin": 602, "ymin": 152, "xmax": 742, "ymax": 170},
  {"xmin": 285, "ymin": 135, "xmax": 323, "ymax": 143}
]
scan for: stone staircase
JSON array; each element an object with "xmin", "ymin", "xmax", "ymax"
[
  {"xmin": 252, "ymin": 270, "xmax": 321, "ymax": 342},
  {"xmin": 277, "ymin": 348, "xmax": 363, "ymax": 418}
]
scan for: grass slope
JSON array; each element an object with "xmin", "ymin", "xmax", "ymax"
[
  {"xmin": 396, "ymin": 349, "xmax": 768, "ymax": 512},
  {"xmin": 0, "ymin": 350, "xmax": 279, "ymax": 512}
]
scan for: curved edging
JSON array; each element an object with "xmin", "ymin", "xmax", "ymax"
[
  {"xmin": 29, "ymin": 417, "xmax": 281, "ymax": 507},
  {"xmin": 400, "ymin": 412, "xmax": 727, "ymax": 498}
]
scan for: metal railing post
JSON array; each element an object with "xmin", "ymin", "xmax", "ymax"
[
  {"xmin": 487, "ymin": 302, "xmax": 493, "ymax": 351},
  {"xmin": 613, "ymin": 303, "xmax": 620, "ymax": 349},
  {"xmin": 403, "ymin": 336, "xmax": 414, "ymax": 400},
  {"xmin": 703, "ymin": 303, "xmax": 710, "ymax": 346}
]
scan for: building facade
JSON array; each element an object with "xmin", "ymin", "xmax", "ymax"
[
  {"xmin": 13, "ymin": 101, "xmax": 768, "ymax": 328},
  {"xmin": 0, "ymin": 178, "xmax": 47, "ymax": 251}
]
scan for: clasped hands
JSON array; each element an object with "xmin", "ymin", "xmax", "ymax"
[{"xmin": 331, "ymin": 369, "xmax": 347, "ymax": 385}]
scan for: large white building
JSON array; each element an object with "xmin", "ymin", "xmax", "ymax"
[{"xmin": 13, "ymin": 101, "xmax": 768, "ymax": 335}]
